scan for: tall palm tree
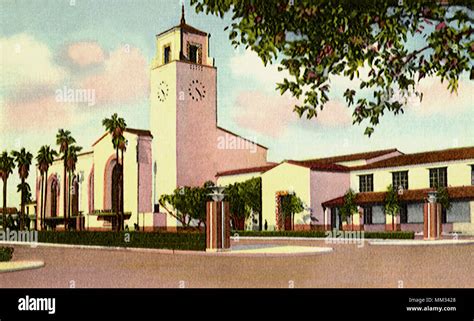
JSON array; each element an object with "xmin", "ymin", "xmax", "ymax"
[
  {"xmin": 102, "ymin": 113, "xmax": 127, "ymax": 231},
  {"xmin": 66, "ymin": 145, "xmax": 82, "ymax": 227},
  {"xmin": 36, "ymin": 146, "xmax": 58, "ymax": 230},
  {"xmin": 11, "ymin": 148, "xmax": 33, "ymax": 230},
  {"xmin": 0, "ymin": 151, "xmax": 16, "ymax": 229},
  {"xmin": 56, "ymin": 129, "xmax": 76, "ymax": 226},
  {"xmin": 118, "ymin": 136, "xmax": 127, "ymax": 231},
  {"xmin": 17, "ymin": 182, "xmax": 31, "ymax": 230}
]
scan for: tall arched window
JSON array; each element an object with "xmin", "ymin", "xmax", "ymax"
[
  {"xmin": 88, "ymin": 171, "xmax": 94, "ymax": 213},
  {"xmin": 51, "ymin": 180, "xmax": 58, "ymax": 218},
  {"xmin": 71, "ymin": 176, "xmax": 79, "ymax": 216},
  {"xmin": 111, "ymin": 164, "xmax": 122, "ymax": 213}
]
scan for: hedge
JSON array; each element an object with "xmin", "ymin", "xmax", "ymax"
[
  {"xmin": 232, "ymin": 230, "xmax": 415, "ymax": 239},
  {"xmin": 37, "ymin": 231, "xmax": 206, "ymax": 251},
  {"xmin": 0, "ymin": 247, "xmax": 14, "ymax": 262}
]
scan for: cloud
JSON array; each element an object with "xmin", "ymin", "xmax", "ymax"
[
  {"xmin": 0, "ymin": 33, "xmax": 66, "ymax": 89},
  {"xmin": 0, "ymin": 35, "xmax": 150, "ymax": 138},
  {"xmin": 0, "ymin": 95, "xmax": 75, "ymax": 136},
  {"xmin": 78, "ymin": 46, "xmax": 149, "ymax": 105},
  {"xmin": 229, "ymin": 49, "xmax": 352, "ymax": 138},
  {"xmin": 232, "ymin": 90, "xmax": 351, "ymax": 138},
  {"xmin": 408, "ymin": 76, "xmax": 473, "ymax": 116},
  {"xmin": 230, "ymin": 49, "xmax": 289, "ymax": 88},
  {"xmin": 66, "ymin": 41, "xmax": 105, "ymax": 67}
]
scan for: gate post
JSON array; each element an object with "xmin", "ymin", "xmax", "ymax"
[
  {"xmin": 206, "ymin": 186, "xmax": 230, "ymax": 252},
  {"xmin": 423, "ymin": 191, "xmax": 442, "ymax": 240}
]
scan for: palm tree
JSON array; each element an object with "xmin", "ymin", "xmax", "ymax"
[
  {"xmin": 36, "ymin": 146, "xmax": 58, "ymax": 230},
  {"xmin": 0, "ymin": 151, "xmax": 16, "ymax": 229},
  {"xmin": 17, "ymin": 182, "xmax": 31, "ymax": 230},
  {"xmin": 11, "ymin": 148, "xmax": 33, "ymax": 230},
  {"xmin": 118, "ymin": 136, "xmax": 127, "ymax": 231},
  {"xmin": 66, "ymin": 145, "xmax": 82, "ymax": 228},
  {"xmin": 102, "ymin": 113, "xmax": 127, "ymax": 231},
  {"xmin": 56, "ymin": 129, "xmax": 76, "ymax": 226}
]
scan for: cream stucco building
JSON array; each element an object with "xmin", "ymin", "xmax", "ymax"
[
  {"xmin": 34, "ymin": 10, "xmax": 270, "ymax": 231},
  {"xmin": 217, "ymin": 147, "xmax": 474, "ymax": 235},
  {"xmin": 33, "ymin": 9, "xmax": 474, "ymax": 236}
]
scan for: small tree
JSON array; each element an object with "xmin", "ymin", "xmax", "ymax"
[
  {"xmin": 280, "ymin": 193, "xmax": 304, "ymax": 231},
  {"xmin": 159, "ymin": 181, "xmax": 213, "ymax": 230},
  {"xmin": 225, "ymin": 182, "xmax": 247, "ymax": 230},
  {"xmin": 384, "ymin": 185, "xmax": 401, "ymax": 231},
  {"xmin": 225, "ymin": 177, "xmax": 262, "ymax": 231},
  {"xmin": 340, "ymin": 189, "xmax": 358, "ymax": 230},
  {"xmin": 437, "ymin": 186, "xmax": 452, "ymax": 223}
]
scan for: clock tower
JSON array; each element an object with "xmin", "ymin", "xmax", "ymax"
[{"xmin": 150, "ymin": 6, "xmax": 269, "ymax": 229}]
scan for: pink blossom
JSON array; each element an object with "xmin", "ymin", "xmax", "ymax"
[{"xmin": 435, "ymin": 21, "xmax": 446, "ymax": 31}]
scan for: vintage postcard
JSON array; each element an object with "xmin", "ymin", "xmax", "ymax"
[{"xmin": 0, "ymin": 1, "xmax": 473, "ymax": 320}]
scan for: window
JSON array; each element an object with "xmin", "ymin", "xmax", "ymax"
[
  {"xmin": 429, "ymin": 167, "xmax": 447, "ymax": 188},
  {"xmin": 359, "ymin": 174, "xmax": 374, "ymax": 192},
  {"xmin": 189, "ymin": 45, "xmax": 198, "ymax": 63},
  {"xmin": 363, "ymin": 206, "xmax": 373, "ymax": 225},
  {"xmin": 471, "ymin": 165, "xmax": 474, "ymax": 186},
  {"xmin": 392, "ymin": 171, "xmax": 408, "ymax": 190},
  {"xmin": 399, "ymin": 204, "xmax": 408, "ymax": 224},
  {"xmin": 51, "ymin": 180, "xmax": 58, "ymax": 217},
  {"xmin": 441, "ymin": 208, "xmax": 447, "ymax": 224},
  {"xmin": 163, "ymin": 46, "xmax": 171, "ymax": 64},
  {"xmin": 330, "ymin": 208, "xmax": 337, "ymax": 229}
]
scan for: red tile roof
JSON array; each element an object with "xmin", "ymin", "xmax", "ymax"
[
  {"xmin": 156, "ymin": 22, "xmax": 207, "ymax": 37},
  {"xmin": 216, "ymin": 164, "xmax": 277, "ymax": 177},
  {"xmin": 287, "ymin": 160, "xmax": 350, "ymax": 172},
  {"xmin": 288, "ymin": 148, "xmax": 400, "ymax": 168},
  {"xmin": 352, "ymin": 146, "xmax": 474, "ymax": 171},
  {"xmin": 322, "ymin": 186, "xmax": 474, "ymax": 207},
  {"xmin": 0, "ymin": 207, "xmax": 18, "ymax": 214}
]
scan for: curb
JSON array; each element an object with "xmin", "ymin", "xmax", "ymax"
[
  {"xmin": 0, "ymin": 260, "xmax": 45, "ymax": 273},
  {"xmin": 231, "ymin": 236, "xmax": 388, "ymax": 242},
  {"xmin": 369, "ymin": 239, "xmax": 474, "ymax": 246},
  {"xmin": 0, "ymin": 241, "xmax": 333, "ymax": 257}
]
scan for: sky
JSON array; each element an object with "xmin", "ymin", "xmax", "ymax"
[{"xmin": 1, "ymin": 0, "xmax": 473, "ymax": 206}]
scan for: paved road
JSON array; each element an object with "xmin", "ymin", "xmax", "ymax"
[{"xmin": 1, "ymin": 239, "xmax": 473, "ymax": 288}]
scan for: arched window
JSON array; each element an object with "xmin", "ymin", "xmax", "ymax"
[
  {"xmin": 51, "ymin": 180, "xmax": 58, "ymax": 218},
  {"xmin": 111, "ymin": 164, "xmax": 122, "ymax": 213},
  {"xmin": 88, "ymin": 171, "xmax": 94, "ymax": 213},
  {"xmin": 71, "ymin": 176, "xmax": 79, "ymax": 216}
]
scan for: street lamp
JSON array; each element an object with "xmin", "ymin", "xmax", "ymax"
[
  {"xmin": 209, "ymin": 186, "xmax": 225, "ymax": 202},
  {"xmin": 427, "ymin": 190, "xmax": 437, "ymax": 203}
]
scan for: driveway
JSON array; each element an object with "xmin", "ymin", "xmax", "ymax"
[{"xmin": 0, "ymin": 239, "xmax": 472, "ymax": 288}]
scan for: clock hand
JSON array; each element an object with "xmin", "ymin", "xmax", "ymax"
[
  {"xmin": 161, "ymin": 89, "xmax": 165, "ymax": 96},
  {"xmin": 195, "ymin": 88, "xmax": 202, "ymax": 97}
]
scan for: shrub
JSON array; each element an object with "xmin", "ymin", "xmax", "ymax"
[
  {"xmin": 37, "ymin": 231, "xmax": 206, "ymax": 251},
  {"xmin": 0, "ymin": 247, "xmax": 14, "ymax": 262}
]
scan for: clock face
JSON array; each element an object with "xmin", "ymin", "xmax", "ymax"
[
  {"xmin": 157, "ymin": 81, "xmax": 169, "ymax": 102},
  {"xmin": 188, "ymin": 79, "xmax": 206, "ymax": 102}
]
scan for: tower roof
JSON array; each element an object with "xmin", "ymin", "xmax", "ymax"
[{"xmin": 156, "ymin": 4, "xmax": 207, "ymax": 38}]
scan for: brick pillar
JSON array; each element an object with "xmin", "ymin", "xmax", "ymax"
[
  {"xmin": 423, "ymin": 192, "xmax": 442, "ymax": 240},
  {"xmin": 206, "ymin": 201, "xmax": 230, "ymax": 252}
]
